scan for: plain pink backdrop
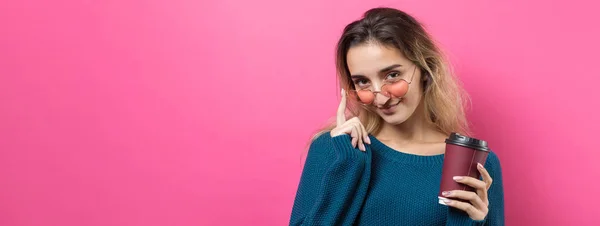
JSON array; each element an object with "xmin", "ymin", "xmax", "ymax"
[{"xmin": 1, "ymin": 0, "xmax": 599, "ymax": 225}]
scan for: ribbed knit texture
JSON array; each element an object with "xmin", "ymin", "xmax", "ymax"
[{"xmin": 290, "ymin": 133, "xmax": 505, "ymax": 226}]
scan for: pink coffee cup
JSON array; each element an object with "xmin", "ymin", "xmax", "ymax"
[{"xmin": 438, "ymin": 133, "xmax": 490, "ymax": 205}]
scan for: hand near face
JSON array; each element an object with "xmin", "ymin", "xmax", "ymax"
[{"xmin": 330, "ymin": 89, "xmax": 371, "ymax": 151}]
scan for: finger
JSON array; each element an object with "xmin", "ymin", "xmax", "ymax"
[
  {"xmin": 351, "ymin": 126, "xmax": 359, "ymax": 148},
  {"xmin": 331, "ymin": 124, "xmax": 357, "ymax": 148},
  {"xmin": 337, "ymin": 89, "xmax": 347, "ymax": 126},
  {"xmin": 477, "ymin": 163, "xmax": 493, "ymax": 190},
  {"xmin": 360, "ymin": 121, "xmax": 371, "ymax": 144},
  {"xmin": 442, "ymin": 199, "xmax": 486, "ymax": 221},
  {"xmin": 330, "ymin": 123, "xmax": 353, "ymax": 137},
  {"xmin": 348, "ymin": 117, "xmax": 369, "ymax": 145},
  {"xmin": 353, "ymin": 122, "xmax": 365, "ymax": 151},
  {"xmin": 453, "ymin": 176, "xmax": 487, "ymax": 190},
  {"xmin": 478, "ymin": 188, "xmax": 489, "ymax": 207},
  {"xmin": 442, "ymin": 190, "xmax": 486, "ymax": 209},
  {"xmin": 477, "ymin": 163, "xmax": 492, "ymax": 204}
]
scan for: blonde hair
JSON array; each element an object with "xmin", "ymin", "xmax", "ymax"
[{"xmin": 310, "ymin": 7, "xmax": 472, "ymax": 142}]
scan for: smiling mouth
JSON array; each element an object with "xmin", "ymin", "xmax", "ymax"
[{"xmin": 378, "ymin": 98, "xmax": 402, "ymax": 109}]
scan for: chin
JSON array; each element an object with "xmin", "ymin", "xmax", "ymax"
[{"xmin": 378, "ymin": 112, "xmax": 409, "ymax": 125}]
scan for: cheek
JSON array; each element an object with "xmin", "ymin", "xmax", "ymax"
[{"xmin": 406, "ymin": 81, "xmax": 424, "ymax": 99}]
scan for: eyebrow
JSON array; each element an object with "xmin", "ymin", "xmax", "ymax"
[{"xmin": 350, "ymin": 64, "xmax": 403, "ymax": 78}]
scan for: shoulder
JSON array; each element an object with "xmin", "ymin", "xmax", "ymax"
[
  {"xmin": 299, "ymin": 132, "xmax": 339, "ymax": 175},
  {"xmin": 485, "ymin": 151, "xmax": 503, "ymax": 175},
  {"xmin": 307, "ymin": 131, "xmax": 335, "ymax": 156},
  {"xmin": 306, "ymin": 131, "xmax": 356, "ymax": 161},
  {"xmin": 486, "ymin": 151, "xmax": 501, "ymax": 166}
]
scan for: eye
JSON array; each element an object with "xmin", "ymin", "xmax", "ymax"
[
  {"xmin": 385, "ymin": 71, "xmax": 401, "ymax": 80},
  {"xmin": 353, "ymin": 78, "xmax": 370, "ymax": 87}
]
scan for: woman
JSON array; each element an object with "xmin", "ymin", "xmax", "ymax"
[{"xmin": 289, "ymin": 7, "xmax": 505, "ymax": 226}]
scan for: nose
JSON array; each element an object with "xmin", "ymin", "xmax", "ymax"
[
  {"xmin": 369, "ymin": 82, "xmax": 390, "ymax": 106},
  {"xmin": 373, "ymin": 92, "xmax": 392, "ymax": 106}
]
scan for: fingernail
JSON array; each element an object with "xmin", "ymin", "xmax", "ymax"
[
  {"xmin": 341, "ymin": 88, "xmax": 345, "ymax": 95},
  {"xmin": 360, "ymin": 143, "xmax": 366, "ymax": 151},
  {"xmin": 443, "ymin": 199, "xmax": 452, "ymax": 204},
  {"xmin": 442, "ymin": 191, "xmax": 451, "ymax": 196},
  {"xmin": 366, "ymin": 136, "xmax": 371, "ymax": 144},
  {"xmin": 453, "ymin": 176, "xmax": 463, "ymax": 181},
  {"xmin": 478, "ymin": 163, "xmax": 484, "ymax": 169}
]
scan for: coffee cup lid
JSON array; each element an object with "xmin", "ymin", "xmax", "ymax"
[{"xmin": 445, "ymin": 132, "xmax": 490, "ymax": 152}]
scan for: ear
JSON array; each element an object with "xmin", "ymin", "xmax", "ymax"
[
  {"xmin": 422, "ymin": 72, "xmax": 431, "ymax": 90},
  {"xmin": 422, "ymin": 72, "xmax": 430, "ymax": 84}
]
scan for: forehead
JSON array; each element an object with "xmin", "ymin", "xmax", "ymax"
[{"xmin": 346, "ymin": 43, "xmax": 410, "ymax": 76}]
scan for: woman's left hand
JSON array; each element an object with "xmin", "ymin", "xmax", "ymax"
[{"xmin": 441, "ymin": 163, "xmax": 493, "ymax": 221}]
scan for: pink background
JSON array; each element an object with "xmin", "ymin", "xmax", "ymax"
[{"xmin": 1, "ymin": 0, "xmax": 599, "ymax": 225}]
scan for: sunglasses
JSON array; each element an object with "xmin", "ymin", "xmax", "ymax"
[{"xmin": 347, "ymin": 65, "xmax": 417, "ymax": 105}]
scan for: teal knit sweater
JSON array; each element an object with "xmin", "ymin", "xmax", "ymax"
[{"xmin": 290, "ymin": 133, "xmax": 505, "ymax": 225}]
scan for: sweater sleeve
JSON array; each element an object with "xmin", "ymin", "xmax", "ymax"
[
  {"xmin": 289, "ymin": 133, "xmax": 372, "ymax": 226},
  {"xmin": 446, "ymin": 151, "xmax": 506, "ymax": 226}
]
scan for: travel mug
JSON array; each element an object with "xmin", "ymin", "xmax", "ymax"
[{"xmin": 438, "ymin": 132, "xmax": 490, "ymax": 205}]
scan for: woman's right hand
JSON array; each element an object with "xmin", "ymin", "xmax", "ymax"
[{"xmin": 330, "ymin": 89, "xmax": 371, "ymax": 152}]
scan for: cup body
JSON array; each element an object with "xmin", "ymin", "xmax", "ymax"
[{"xmin": 438, "ymin": 133, "xmax": 490, "ymax": 205}]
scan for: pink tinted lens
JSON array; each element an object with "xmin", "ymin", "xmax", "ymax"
[
  {"xmin": 357, "ymin": 90, "xmax": 375, "ymax": 104},
  {"xmin": 383, "ymin": 80, "xmax": 409, "ymax": 98}
]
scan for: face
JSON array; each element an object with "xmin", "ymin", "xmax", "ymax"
[{"xmin": 346, "ymin": 42, "xmax": 425, "ymax": 125}]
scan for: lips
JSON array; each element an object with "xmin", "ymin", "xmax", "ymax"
[{"xmin": 377, "ymin": 98, "xmax": 402, "ymax": 114}]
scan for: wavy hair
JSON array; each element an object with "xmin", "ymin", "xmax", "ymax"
[{"xmin": 312, "ymin": 7, "xmax": 472, "ymax": 141}]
